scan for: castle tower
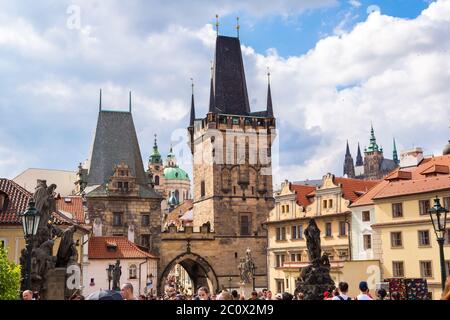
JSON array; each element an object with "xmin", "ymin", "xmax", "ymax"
[
  {"xmin": 343, "ymin": 141, "xmax": 355, "ymax": 178},
  {"xmin": 187, "ymin": 34, "xmax": 275, "ymax": 288},
  {"xmin": 363, "ymin": 124, "xmax": 385, "ymax": 180}
]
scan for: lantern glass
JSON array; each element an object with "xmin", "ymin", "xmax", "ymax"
[
  {"xmin": 428, "ymin": 197, "xmax": 449, "ymax": 240},
  {"xmin": 21, "ymin": 200, "xmax": 40, "ymax": 237}
]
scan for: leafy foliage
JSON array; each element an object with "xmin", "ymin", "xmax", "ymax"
[{"xmin": 0, "ymin": 246, "xmax": 21, "ymax": 300}]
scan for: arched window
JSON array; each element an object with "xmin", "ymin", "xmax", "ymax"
[
  {"xmin": 154, "ymin": 175, "xmax": 160, "ymax": 186},
  {"xmin": 129, "ymin": 265, "xmax": 137, "ymax": 279},
  {"xmin": 175, "ymin": 190, "xmax": 180, "ymax": 203}
]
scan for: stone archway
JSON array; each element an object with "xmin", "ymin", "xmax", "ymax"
[{"xmin": 159, "ymin": 251, "xmax": 219, "ymax": 295}]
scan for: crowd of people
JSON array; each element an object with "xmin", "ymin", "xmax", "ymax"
[{"xmin": 21, "ymin": 276, "xmax": 450, "ymax": 300}]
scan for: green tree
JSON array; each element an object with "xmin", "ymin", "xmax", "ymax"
[{"xmin": 0, "ymin": 246, "xmax": 21, "ymax": 300}]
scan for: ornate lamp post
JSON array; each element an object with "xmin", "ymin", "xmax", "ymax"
[
  {"xmin": 428, "ymin": 196, "xmax": 448, "ymax": 290},
  {"xmin": 19, "ymin": 200, "xmax": 41, "ymax": 290},
  {"xmin": 106, "ymin": 264, "xmax": 114, "ymax": 290}
]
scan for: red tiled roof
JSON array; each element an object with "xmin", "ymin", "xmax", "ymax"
[
  {"xmin": 352, "ymin": 155, "xmax": 450, "ymax": 205},
  {"xmin": 88, "ymin": 236, "xmax": 158, "ymax": 259},
  {"xmin": 333, "ymin": 177, "xmax": 380, "ymax": 202},
  {"xmin": 385, "ymin": 170, "xmax": 412, "ymax": 181},
  {"xmin": 373, "ymin": 176, "xmax": 450, "ymax": 199},
  {"xmin": 0, "ymin": 178, "xmax": 32, "ymax": 224},
  {"xmin": 289, "ymin": 184, "xmax": 316, "ymax": 207},
  {"xmin": 56, "ymin": 196, "xmax": 85, "ymax": 223}
]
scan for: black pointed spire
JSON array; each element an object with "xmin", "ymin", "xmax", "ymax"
[
  {"xmin": 99, "ymin": 89, "xmax": 102, "ymax": 111},
  {"xmin": 346, "ymin": 140, "xmax": 351, "ymax": 156},
  {"xmin": 356, "ymin": 142, "xmax": 363, "ymax": 166},
  {"xmin": 343, "ymin": 140, "xmax": 355, "ymax": 178},
  {"xmin": 190, "ymin": 78, "xmax": 195, "ymax": 127},
  {"xmin": 129, "ymin": 91, "xmax": 132, "ymax": 113},
  {"xmin": 208, "ymin": 61, "xmax": 215, "ymax": 113},
  {"xmin": 209, "ymin": 35, "xmax": 250, "ymax": 115},
  {"xmin": 266, "ymin": 68, "xmax": 273, "ymax": 117}
]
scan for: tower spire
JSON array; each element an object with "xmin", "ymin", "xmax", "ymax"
[
  {"xmin": 366, "ymin": 122, "xmax": 379, "ymax": 153},
  {"xmin": 189, "ymin": 78, "xmax": 195, "ymax": 127},
  {"xmin": 266, "ymin": 67, "xmax": 273, "ymax": 117},
  {"xmin": 356, "ymin": 142, "xmax": 363, "ymax": 166},
  {"xmin": 99, "ymin": 89, "xmax": 102, "ymax": 112},
  {"xmin": 215, "ymin": 14, "xmax": 219, "ymax": 36},
  {"xmin": 129, "ymin": 91, "xmax": 132, "ymax": 113},
  {"xmin": 343, "ymin": 140, "xmax": 355, "ymax": 178},
  {"xmin": 236, "ymin": 16, "xmax": 240, "ymax": 39},
  {"xmin": 208, "ymin": 61, "xmax": 215, "ymax": 113},
  {"xmin": 393, "ymin": 137, "xmax": 399, "ymax": 165}
]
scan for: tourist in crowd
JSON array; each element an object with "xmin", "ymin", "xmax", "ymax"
[
  {"xmin": 282, "ymin": 292, "xmax": 293, "ymax": 300},
  {"xmin": 262, "ymin": 288, "xmax": 268, "ymax": 300},
  {"xmin": 333, "ymin": 282, "xmax": 351, "ymax": 300},
  {"xmin": 120, "ymin": 283, "xmax": 138, "ymax": 300},
  {"xmin": 266, "ymin": 290, "xmax": 273, "ymax": 300},
  {"xmin": 248, "ymin": 291, "xmax": 258, "ymax": 300},
  {"xmin": 377, "ymin": 288, "xmax": 387, "ymax": 300},
  {"xmin": 275, "ymin": 293, "xmax": 282, "ymax": 300},
  {"xmin": 197, "ymin": 286, "xmax": 210, "ymax": 300},
  {"xmin": 323, "ymin": 291, "xmax": 332, "ymax": 300},
  {"xmin": 138, "ymin": 294, "xmax": 147, "ymax": 300},
  {"xmin": 297, "ymin": 292, "xmax": 304, "ymax": 300},
  {"xmin": 216, "ymin": 290, "xmax": 232, "ymax": 300},
  {"xmin": 356, "ymin": 281, "xmax": 373, "ymax": 300},
  {"xmin": 22, "ymin": 290, "xmax": 33, "ymax": 300},
  {"xmin": 231, "ymin": 290, "xmax": 239, "ymax": 300},
  {"xmin": 390, "ymin": 292, "xmax": 401, "ymax": 300},
  {"xmin": 442, "ymin": 276, "xmax": 450, "ymax": 300}
]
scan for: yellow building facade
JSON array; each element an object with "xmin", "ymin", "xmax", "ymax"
[
  {"xmin": 352, "ymin": 152, "xmax": 450, "ymax": 299},
  {"xmin": 267, "ymin": 174, "xmax": 378, "ymax": 294}
]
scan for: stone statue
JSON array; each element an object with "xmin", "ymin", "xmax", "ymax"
[
  {"xmin": 304, "ymin": 219, "xmax": 321, "ymax": 263},
  {"xmin": 238, "ymin": 248, "xmax": 256, "ymax": 284},
  {"xmin": 295, "ymin": 219, "xmax": 335, "ymax": 300},
  {"xmin": 112, "ymin": 259, "xmax": 122, "ymax": 291},
  {"xmin": 30, "ymin": 239, "xmax": 56, "ymax": 291},
  {"xmin": 33, "ymin": 180, "xmax": 57, "ymax": 230},
  {"xmin": 56, "ymin": 225, "xmax": 77, "ymax": 268}
]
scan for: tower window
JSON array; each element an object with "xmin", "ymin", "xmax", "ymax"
[
  {"xmin": 201, "ymin": 181, "xmax": 205, "ymax": 197},
  {"xmin": 233, "ymin": 186, "xmax": 236, "ymax": 194},
  {"xmin": 240, "ymin": 215, "xmax": 251, "ymax": 236},
  {"xmin": 154, "ymin": 175, "xmax": 160, "ymax": 185}
]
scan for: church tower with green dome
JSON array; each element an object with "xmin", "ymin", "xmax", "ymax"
[{"xmin": 147, "ymin": 138, "xmax": 192, "ymax": 213}]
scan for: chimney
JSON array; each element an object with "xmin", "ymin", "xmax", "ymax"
[{"xmin": 400, "ymin": 147, "xmax": 424, "ymax": 168}]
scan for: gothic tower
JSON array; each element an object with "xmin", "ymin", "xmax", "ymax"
[
  {"xmin": 343, "ymin": 140, "xmax": 355, "ymax": 178},
  {"xmin": 187, "ymin": 34, "xmax": 276, "ymax": 287},
  {"xmin": 363, "ymin": 124, "xmax": 384, "ymax": 180}
]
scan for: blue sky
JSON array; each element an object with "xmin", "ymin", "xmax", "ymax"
[{"xmin": 0, "ymin": 0, "xmax": 449, "ymax": 187}]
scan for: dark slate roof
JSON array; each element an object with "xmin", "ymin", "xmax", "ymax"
[
  {"xmin": 381, "ymin": 158, "xmax": 398, "ymax": 172},
  {"xmin": 209, "ymin": 36, "xmax": 251, "ymax": 115},
  {"xmin": 85, "ymin": 184, "xmax": 162, "ymax": 199},
  {"xmin": 87, "ymin": 111, "xmax": 149, "ymax": 187}
]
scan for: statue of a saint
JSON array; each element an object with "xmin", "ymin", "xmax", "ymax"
[
  {"xmin": 238, "ymin": 248, "xmax": 256, "ymax": 284},
  {"xmin": 112, "ymin": 259, "xmax": 122, "ymax": 291},
  {"xmin": 56, "ymin": 225, "xmax": 77, "ymax": 268},
  {"xmin": 304, "ymin": 219, "xmax": 321, "ymax": 263}
]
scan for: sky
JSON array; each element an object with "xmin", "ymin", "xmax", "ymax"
[{"xmin": 0, "ymin": 0, "xmax": 449, "ymax": 188}]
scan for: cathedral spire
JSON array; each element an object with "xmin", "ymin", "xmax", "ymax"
[
  {"xmin": 343, "ymin": 140, "xmax": 355, "ymax": 178},
  {"xmin": 356, "ymin": 142, "xmax": 363, "ymax": 166},
  {"xmin": 393, "ymin": 137, "xmax": 399, "ymax": 165},
  {"xmin": 149, "ymin": 134, "xmax": 162, "ymax": 164},
  {"xmin": 366, "ymin": 122, "xmax": 380, "ymax": 153},
  {"xmin": 189, "ymin": 78, "xmax": 195, "ymax": 127},
  {"xmin": 266, "ymin": 67, "xmax": 273, "ymax": 117}
]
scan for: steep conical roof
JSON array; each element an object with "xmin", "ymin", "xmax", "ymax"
[
  {"xmin": 209, "ymin": 35, "xmax": 250, "ymax": 115},
  {"xmin": 87, "ymin": 110, "xmax": 149, "ymax": 186}
]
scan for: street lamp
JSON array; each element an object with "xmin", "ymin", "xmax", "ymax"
[
  {"xmin": 106, "ymin": 264, "xmax": 114, "ymax": 290},
  {"xmin": 19, "ymin": 200, "xmax": 40, "ymax": 290},
  {"xmin": 428, "ymin": 196, "xmax": 449, "ymax": 290}
]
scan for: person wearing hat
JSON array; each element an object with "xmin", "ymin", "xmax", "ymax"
[{"xmin": 356, "ymin": 281, "xmax": 373, "ymax": 300}]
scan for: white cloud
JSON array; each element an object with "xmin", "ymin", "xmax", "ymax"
[
  {"xmin": 348, "ymin": 0, "xmax": 362, "ymax": 8},
  {"xmin": 0, "ymin": 0, "xmax": 449, "ymax": 188}
]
